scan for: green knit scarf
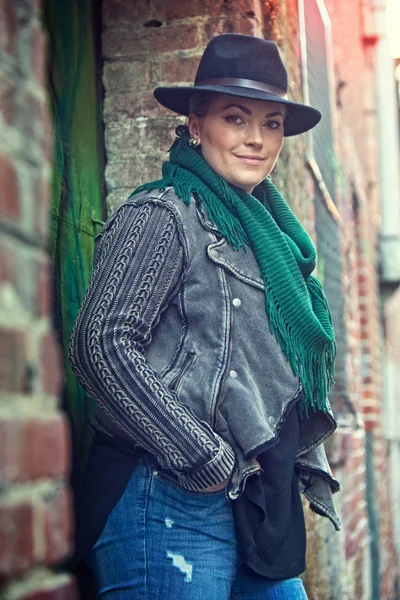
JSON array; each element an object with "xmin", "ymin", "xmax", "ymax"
[{"xmin": 132, "ymin": 125, "xmax": 335, "ymax": 417}]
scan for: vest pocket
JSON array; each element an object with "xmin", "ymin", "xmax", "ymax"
[{"xmin": 168, "ymin": 351, "xmax": 196, "ymax": 392}]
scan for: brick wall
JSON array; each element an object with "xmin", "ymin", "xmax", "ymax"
[
  {"xmin": 328, "ymin": 0, "xmax": 398, "ymax": 596},
  {"xmin": 0, "ymin": 1, "xmax": 76, "ymax": 598},
  {"xmin": 102, "ymin": 0, "xmax": 268, "ymax": 212},
  {"xmin": 304, "ymin": 0, "xmax": 399, "ymax": 596}
]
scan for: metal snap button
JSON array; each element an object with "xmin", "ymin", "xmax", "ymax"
[
  {"xmin": 153, "ymin": 471, "xmax": 158, "ymax": 476},
  {"xmin": 232, "ymin": 298, "xmax": 242, "ymax": 307},
  {"xmin": 230, "ymin": 369, "xmax": 238, "ymax": 379},
  {"xmin": 268, "ymin": 416, "xmax": 276, "ymax": 425}
]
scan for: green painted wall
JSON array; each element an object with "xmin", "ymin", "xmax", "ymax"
[{"xmin": 44, "ymin": 0, "xmax": 105, "ymax": 486}]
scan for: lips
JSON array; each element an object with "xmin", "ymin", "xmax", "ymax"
[{"xmin": 234, "ymin": 155, "xmax": 266, "ymax": 166}]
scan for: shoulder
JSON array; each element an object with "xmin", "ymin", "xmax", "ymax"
[
  {"xmin": 125, "ymin": 187, "xmax": 197, "ymax": 219},
  {"xmin": 104, "ymin": 187, "xmax": 195, "ymax": 229},
  {"xmin": 124, "ymin": 186, "xmax": 205, "ymax": 237},
  {"xmin": 100, "ymin": 188, "xmax": 185, "ymax": 233},
  {"xmin": 96, "ymin": 188, "xmax": 191, "ymax": 257}
]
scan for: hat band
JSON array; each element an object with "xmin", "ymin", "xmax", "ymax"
[{"xmin": 195, "ymin": 77, "xmax": 288, "ymax": 99}]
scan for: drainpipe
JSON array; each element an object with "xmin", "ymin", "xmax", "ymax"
[
  {"xmin": 372, "ymin": 0, "xmax": 400, "ymax": 283},
  {"xmin": 373, "ymin": 0, "xmax": 400, "ymax": 575},
  {"xmin": 365, "ymin": 431, "xmax": 381, "ymax": 599}
]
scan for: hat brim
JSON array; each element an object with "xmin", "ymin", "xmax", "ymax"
[{"xmin": 154, "ymin": 85, "xmax": 321, "ymax": 137}]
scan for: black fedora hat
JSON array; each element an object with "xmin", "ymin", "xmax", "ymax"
[{"xmin": 154, "ymin": 34, "xmax": 321, "ymax": 137}]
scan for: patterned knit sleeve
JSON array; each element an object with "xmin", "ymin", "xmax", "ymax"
[{"xmin": 69, "ymin": 198, "xmax": 235, "ymax": 491}]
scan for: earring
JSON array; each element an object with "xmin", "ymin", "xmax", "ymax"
[{"xmin": 189, "ymin": 136, "xmax": 199, "ymax": 148}]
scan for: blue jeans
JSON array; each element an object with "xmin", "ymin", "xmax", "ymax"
[{"xmin": 87, "ymin": 458, "xmax": 308, "ymax": 599}]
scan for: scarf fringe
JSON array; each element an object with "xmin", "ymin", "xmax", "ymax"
[{"xmin": 263, "ymin": 276, "xmax": 336, "ymax": 417}]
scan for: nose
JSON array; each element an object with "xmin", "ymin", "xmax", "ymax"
[{"xmin": 245, "ymin": 123, "xmax": 263, "ymax": 147}]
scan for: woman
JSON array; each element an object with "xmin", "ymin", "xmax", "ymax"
[{"xmin": 69, "ymin": 34, "xmax": 340, "ymax": 600}]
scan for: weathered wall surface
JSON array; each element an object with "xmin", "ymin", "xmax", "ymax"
[
  {"xmin": 0, "ymin": 1, "xmax": 76, "ymax": 598},
  {"xmin": 102, "ymin": 0, "xmax": 266, "ymax": 212},
  {"xmin": 101, "ymin": 0, "xmax": 399, "ymax": 597},
  {"xmin": 314, "ymin": 0, "xmax": 398, "ymax": 596},
  {"xmin": 384, "ymin": 286, "xmax": 400, "ymax": 582}
]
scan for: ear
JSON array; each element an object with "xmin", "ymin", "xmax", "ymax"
[{"xmin": 187, "ymin": 113, "xmax": 201, "ymax": 142}]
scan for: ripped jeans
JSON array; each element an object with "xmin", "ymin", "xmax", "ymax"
[{"xmin": 87, "ymin": 458, "xmax": 308, "ymax": 600}]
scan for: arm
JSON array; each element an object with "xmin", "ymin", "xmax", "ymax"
[{"xmin": 69, "ymin": 198, "xmax": 235, "ymax": 491}]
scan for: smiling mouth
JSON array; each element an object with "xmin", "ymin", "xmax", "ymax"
[{"xmin": 234, "ymin": 155, "xmax": 266, "ymax": 166}]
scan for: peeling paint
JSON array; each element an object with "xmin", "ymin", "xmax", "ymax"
[{"xmin": 167, "ymin": 551, "xmax": 193, "ymax": 583}]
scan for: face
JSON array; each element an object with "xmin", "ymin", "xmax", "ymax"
[{"xmin": 188, "ymin": 95, "xmax": 285, "ymax": 194}]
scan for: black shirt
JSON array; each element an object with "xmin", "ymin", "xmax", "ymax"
[{"xmin": 232, "ymin": 402, "xmax": 306, "ymax": 578}]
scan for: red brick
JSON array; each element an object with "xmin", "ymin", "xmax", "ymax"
[
  {"xmin": 103, "ymin": 23, "xmax": 199, "ymax": 58},
  {"xmin": 353, "ymin": 548, "xmax": 366, "ymax": 598},
  {"xmin": 0, "ymin": 154, "xmax": 20, "ymax": 220},
  {"xmin": 228, "ymin": 0, "xmax": 260, "ymax": 11},
  {"xmin": 0, "ymin": 240, "xmax": 14, "ymax": 282},
  {"xmin": 345, "ymin": 536, "xmax": 356, "ymax": 559},
  {"xmin": 0, "ymin": 415, "xmax": 68, "ymax": 484},
  {"xmin": 36, "ymin": 256, "xmax": 51, "ymax": 317},
  {"xmin": 103, "ymin": 60, "xmax": 152, "ymax": 93},
  {"xmin": 346, "ymin": 521, "xmax": 366, "ymax": 548},
  {"xmin": 17, "ymin": 578, "xmax": 77, "ymax": 600},
  {"xmin": 0, "ymin": 418, "xmax": 21, "ymax": 483},
  {"xmin": 324, "ymin": 427, "xmax": 352, "ymax": 466},
  {"xmin": 31, "ymin": 25, "xmax": 46, "ymax": 87},
  {"xmin": 0, "ymin": 75, "xmax": 16, "ymax": 125},
  {"xmin": 0, "ymin": 501, "xmax": 35, "ymax": 576},
  {"xmin": 349, "ymin": 488, "xmax": 367, "ymax": 513},
  {"xmin": 0, "ymin": 0, "xmax": 18, "ymax": 55},
  {"xmin": 39, "ymin": 333, "xmax": 63, "ymax": 396},
  {"xmin": 24, "ymin": 415, "xmax": 69, "ymax": 480},
  {"xmin": 43, "ymin": 487, "xmax": 73, "ymax": 565},
  {"xmin": 204, "ymin": 17, "xmax": 238, "ymax": 41},
  {"xmin": 154, "ymin": 0, "xmax": 258, "ymax": 20},
  {"xmin": 34, "ymin": 172, "xmax": 50, "ymax": 239},
  {"xmin": 21, "ymin": 93, "xmax": 52, "ymax": 161},
  {"xmin": 236, "ymin": 14, "xmax": 261, "ymax": 35},
  {"xmin": 152, "ymin": 0, "xmax": 224, "ymax": 20},
  {"xmin": 42, "ymin": 106, "xmax": 53, "ymax": 163},
  {"xmin": 262, "ymin": 0, "xmax": 280, "ymax": 36},
  {"xmin": 103, "ymin": 0, "xmax": 150, "ymax": 28},
  {"xmin": 357, "ymin": 273, "xmax": 369, "ymax": 285},
  {"xmin": 364, "ymin": 417, "xmax": 378, "ymax": 432},
  {"xmin": 160, "ymin": 56, "xmax": 199, "ymax": 84},
  {"xmin": 0, "ymin": 328, "xmax": 27, "ymax": 392}
]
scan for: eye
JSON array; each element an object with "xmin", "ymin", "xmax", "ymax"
[
  {"xmin": 265, "ymin": 120, "xmax": 282, "ymax": 130},
  {"xmin": 224, "ymin": 114, "xmax": 245, "ymax": 125}
]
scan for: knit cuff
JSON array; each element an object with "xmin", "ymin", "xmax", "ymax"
[{"xmin": 175, "ymin": 440, "xmax": 236, "ymax": 491}]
